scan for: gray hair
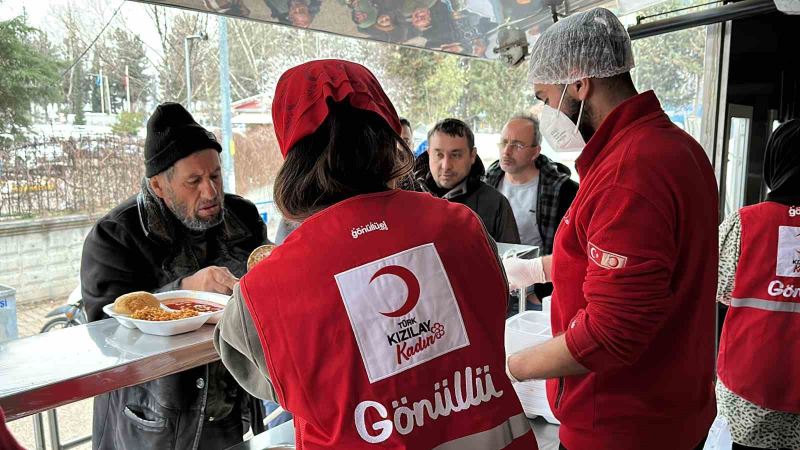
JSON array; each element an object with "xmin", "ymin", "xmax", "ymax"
[
  {"xmin": 144, "ymin": 177, "xmax": 159, "ymax": 199},
  {"xmin": 144, "ymin": 175, "xmax": 224, "ymax": 231},
  {"xmin": 508, "ymin": 113, "xmax": 542, "ymax": 146}
]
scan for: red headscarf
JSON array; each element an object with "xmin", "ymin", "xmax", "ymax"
[{"xmin": 272, "ymin": 59, "xmax": 401, "ymax": 157}]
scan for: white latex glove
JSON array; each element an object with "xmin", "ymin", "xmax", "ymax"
[{"xmin": 503, "ymin": 257, "xmax": 546, "ymax": 289}]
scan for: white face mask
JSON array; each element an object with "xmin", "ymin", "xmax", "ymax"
[{"xmin": 540, "ymin": 84, "xmax": 586, "ymax": 153}]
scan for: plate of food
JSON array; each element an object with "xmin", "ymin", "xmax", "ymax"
[
  {"xmin": 157, "ymin": 290, "xmax": 229, "ymax": 324},
  {"xmin": 102, "ymin": 291, "xmax": 229, "ymax": 336}
]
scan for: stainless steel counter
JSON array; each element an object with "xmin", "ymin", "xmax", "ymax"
[
  {"xmin": 1, "ymin": 318, "xmax": 561, "ymax": 448},
  {"xmin": 0, "ymin": 319, "xmax": 219, "ymax": 421}
]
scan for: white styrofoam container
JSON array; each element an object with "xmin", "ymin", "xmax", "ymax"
[
  {"xmin": 103, "ymin": 301, "xmax": 212, "ymax": 336},
  {"xmin": 541, "ymin": 296, "xmax": 552, "ymax": 313},
  {"xmin": 506, "ymin": 310, "xmax": 551, "ymax": 353},
  {"xmin": 505, "ymin": 309, "xmax": 560, "ymax": 424},
  {"xmin": 103, "ymin": 290, "xmax": 229, "ymax": 336},
  {"xmin": 156, "ymin": 290, "xmax": 230, "ymax": 324},
  {"xmin": 127, "ymin": 313, "xmax": 213, "ymax": 336}
]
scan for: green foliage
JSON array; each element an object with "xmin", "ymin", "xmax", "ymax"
[
  {"xmin": 83, "ymin": 27, "xmax": 152, "ymax": 114},
  {"xmin": 71, "ymin": 60, "xmax": 87, "ymax": 126},
  {"xmin": 59, "ymin": 6, "xmax": 87, "ymax": 124},
  {"xmin": 110, "ymin": 28, "xmax": 151, "ymax": 111},
  {"xmin": 461, "ymin": 59, "xmax": 536, "ymax": 131},
  {"xmin": 111, "ymin": 111, "xmax": 146, "ymax": 136},
  {"xmin": 0, "ymin": 16, "xmax": 63, "ymax": 137},
  {"xmin": 24, "ymin": 1, "xmax": 707, "ymax": 138},
  {"xmin": 378, "ymin": 47, "xmax": 537, "ymax": 132},
  {"xmin": 629, "ymin": 0, "xmax": 707, "ymax": 110},
  {"xmin": 142, "ymin": 10, "xmax": 541, "ymax": 134}
]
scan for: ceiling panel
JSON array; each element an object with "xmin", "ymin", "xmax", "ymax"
[{"xmin": 134, "ymin": 0, "xmax": 623, "ymax": 60}]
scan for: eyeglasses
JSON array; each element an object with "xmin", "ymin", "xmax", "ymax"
[{"xmin": 497, "ymin": 141, "xmax": 533, "ymax": 151}]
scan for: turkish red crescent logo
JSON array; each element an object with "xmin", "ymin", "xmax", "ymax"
[
  {"xmin": 588, "ymin": 242, "xmax": 627, "ymax": 269},
  {"xmin": 370, "ymin": 265, "xmax": 421, "ymax": 318}
]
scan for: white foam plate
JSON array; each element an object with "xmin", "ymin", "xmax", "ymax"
[
  {"xmin": 505, "ymin": 310, "xmax": 560, "ymax": 424},
  {"xmin": 156, "ymin": 290, "xmax": 230, "ymax": 324},
  {"xmin": 103, "ymin": 290, "xmax": 230, "ymax": 336},
  {"xmin": 104, "ymin": 304, "xmax": 138, "ymax": 329}
]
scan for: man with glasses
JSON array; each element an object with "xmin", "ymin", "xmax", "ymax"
[
  {"xmin": 485, "ymin": 114, "xmax": 578, "ymax": 311},
  {"xmin": 399, "ymin": 117, "xmax": 414, "ymax": 150}
]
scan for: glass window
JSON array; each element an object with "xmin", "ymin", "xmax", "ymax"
[
  {"xmin": 724, "ymin": 116, "xmax": 752, "ymax": 217},
  {"xmin": 622, "ymin": 1, "xmax": 712, "ymax": 144}
]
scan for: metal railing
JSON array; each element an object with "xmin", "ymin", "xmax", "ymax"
[
  {"xmin": 33, "ymin": 410, "xmax": 92, "ymax": 450},
  {"xmin": 0, "ymin": 136, "xmax": 144, "ymax": 221}
]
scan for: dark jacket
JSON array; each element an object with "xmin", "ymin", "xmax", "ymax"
[
  {"xmin": 81, "ymin": 181, "xmax": 269, "ymax": 450},
  {"xmin": 484, "ymin": 154, "xmax": 578, "ymax": 307},
  {"xmin": 415, "ymin": 152, "xmax": 520, "ymax": 244},
  {"xmin": 484, "ymin": 154, "xmax": 578, "ymax": 255}
]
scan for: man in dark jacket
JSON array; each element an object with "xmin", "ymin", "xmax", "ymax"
[
  {"xmin": 81, "ymin": 103, "xmax": 268, "ymax": 450},
  {"xmin": 416, "ymin": 118, "xmax": 520, "ymax": 243},
  {"xmin": 484, "ymin": 114, "xmax": 578, "ymax": 310}
]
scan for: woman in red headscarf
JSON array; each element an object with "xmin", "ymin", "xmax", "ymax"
[{"xmin": 214, "ymin": 59, "xmax": 537, "ymax": 449}]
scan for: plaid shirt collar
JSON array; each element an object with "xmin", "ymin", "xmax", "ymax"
[{"xmin": 483, "ymin": 155, "xmax": 571, "ymax": 254}]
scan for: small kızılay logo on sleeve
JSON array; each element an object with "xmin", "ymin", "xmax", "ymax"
[{"xmin": 588, "ymin": 242, "xmax": 628, "ymax": 269}]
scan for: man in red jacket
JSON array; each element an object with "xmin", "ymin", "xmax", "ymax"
[{"xmin": 503, "ymin": 8, "xmax": 718, "ymax": 450}]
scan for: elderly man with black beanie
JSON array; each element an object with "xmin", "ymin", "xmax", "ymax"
[{"xmin": 81, "ymin": 102, "xmax": 269, "ymax": 449}]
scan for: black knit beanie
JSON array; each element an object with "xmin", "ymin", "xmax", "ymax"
[
  {"xmin": 144, "ymin": 103, "xmax": 222, "ymax": 177},
  {"xmin": 764, "ymin": 119, "xmax": 800, "ymax": 206}
]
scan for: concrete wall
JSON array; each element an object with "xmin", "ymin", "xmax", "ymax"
[{"xmin": 0, "ymin": 215, "xmax": 97, "ymax": 305}]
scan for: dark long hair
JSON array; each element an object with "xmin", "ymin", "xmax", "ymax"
[
  {"xmin": 274, "ymin": 100, "xmax": 414, "ymax": 221},
  {"xmin": 764, "ymin": 119, "xmax": 800, "ymax": 205}
]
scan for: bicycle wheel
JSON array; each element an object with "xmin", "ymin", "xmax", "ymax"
[{"xmin": 40, "ymin": 318, "xmax": 76, "ymax": 333}]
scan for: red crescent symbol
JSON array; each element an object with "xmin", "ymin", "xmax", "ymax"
[{"xmin": 370, "ymin": 265, "xmax": 421, "ymax": 318}]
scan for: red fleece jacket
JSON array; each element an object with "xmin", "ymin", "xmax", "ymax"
[{"xmin": 549, "ymin": 91, "xmax": 718, "ymax": 450}]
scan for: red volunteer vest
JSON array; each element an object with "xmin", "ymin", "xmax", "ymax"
[
  {"xmin": 241, "ymin": 190, "xmax": 537, "ymax": 450},
  {"xmin": 718, "ymin": 202, "xmax": 800, "ymax": 413}
]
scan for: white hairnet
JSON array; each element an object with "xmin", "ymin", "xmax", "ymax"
[{"xmin": 528, "ymin": 8, "xmax": 635, "ymax": 85}]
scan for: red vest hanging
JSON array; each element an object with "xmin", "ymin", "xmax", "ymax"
[
  {"xmin": 241, "ymin": 190, "xmax": 537, "ymax": 450},
  {"xmin": 718, "ymin": 202, "xmax": 800, "ymax": 413}
]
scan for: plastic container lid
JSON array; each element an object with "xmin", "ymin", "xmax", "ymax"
[{"xmin": 505, "ymin": 309, "xmax": 560, "ymax": 424}]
